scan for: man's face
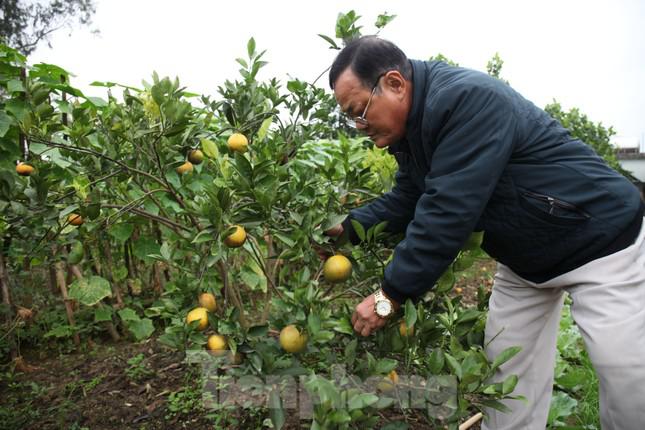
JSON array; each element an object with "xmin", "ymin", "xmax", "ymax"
[{"xmin": 333, "ymin": 68, "xmax": 410, "ymax": 149}]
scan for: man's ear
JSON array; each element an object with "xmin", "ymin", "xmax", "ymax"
[{"xmin": 383, "ymin": 70, "xmax": 406, "ymax": 95}]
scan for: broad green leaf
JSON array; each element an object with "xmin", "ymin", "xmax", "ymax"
[
  {"xmin": 247, "ymin": 37, "xmax": 256, "ymax": 58},
  {"xmin": 428, "ymin": 349, "xmax": 445, "ymax": 374},
  {"xmin": 118, "ymin": 308, "xmax": 140, "ymax": 322},
  {"xmin": 444, "ymin": 353, "xmax": 462, "ymax": 380},
  {"xmin": 347, "ymin": 393, "xmax": 378, "ymax": 410},
  {"xmin": 0, "ymin": 112, "xmax": 14, "ymax": 137},
  {"xmin": 201, "ymin": 138, "xmax": 218, "ymax": 158},
  {"xmin": 547, "ymin": 391, "xmax": 578, "ymax": 425},
  {"xmin": 7, "ymin": 79, "xmax": 25, "ymax": 92},
  {"xmin": 481, "ymin": 399, "xmax": 512, "ymax": 413},
  {"xmin": 132, "ymin": 236, "xmax": 161, "ymax": 262},
  {"xmin": 94, "ymin": 306, "xmax": 113, "ymax": 322},
  {"xmin": 435, "ymin": 268, "xmax": 455, "ymax": 293},
  {"xmin": 317, "ymin": 34, "xmax": 339, "ymax": 50},
  {"xmin": 375, "ymin": 358, "xmax": 398, "ymax": 374},
  {"xmin": 492, "ymin": 346, "xmax": 522, "ymax": 371},
  {"xmin": 127, "ymin": 318, "xmax": 155, "ymax": 341},
  {"xmin": 404, "ymin": 300, "xmax": 417, "ymax": 329},
  {"xmin": 256, "ymin": 116, "xmax": 272, "ymax": 141},
  {"xmin": 108, "ymin": 223, "xmax": 134, "ymax": 242},
  {"xmin": 86, "ymin": 96, "xmax": 108, "ymax": 107},
  {"xmin": 68, "ymin": 276, "xmax": 112, "ymax": 306},
  {"xmin": 502, "ymin": 374, "xmax": 518, "ymax": 395},
  {"xmin": 463, "ymin": 231, "xmax": 484, "ymax": 251},
  {"xmin": 350, "ymin": 219, "xmax": 365, "ymax": 241},
  {"xmin": 307, "ymin": 313, "xmax": 321, "ymax": 336},
  {"xmin": 247, "ymin": 324, "xmax": 269, "ymax": 337},
  {"xmin": 44, "ymin": 324, "xmax": 75, "ymax": 339},
  {"xmin": 268, "ymin": 389, "xmax": 285, "ymax": 430}
]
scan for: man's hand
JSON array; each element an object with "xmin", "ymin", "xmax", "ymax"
[
  {"xmin": 352, "ymin": 294, "xmax": 387, "ymax": 336},
  {"xmin": 313, "ymin": 224, "xmax": 345, "ymax": 261},
  {"xmin": 324, "ymin": 224, "xmax": 344, "ymax": 237}
]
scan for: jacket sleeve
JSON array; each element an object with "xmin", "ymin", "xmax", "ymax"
[
  {"xmin": 342, "ymin": 164, "xmax": 421, "ymax": 244},
  {"xmin": 382, "ymin": 83, "xmax": 516, "ymax": 304}
]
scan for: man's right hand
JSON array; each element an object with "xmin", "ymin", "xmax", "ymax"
[{"xmin": 324, "ymin": 224, "xmax": 344, "ymax": 238}]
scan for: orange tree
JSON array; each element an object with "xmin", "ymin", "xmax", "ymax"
[{"xmin": 0, "ymin": 13, "xmax": 525, "ymax": 429}]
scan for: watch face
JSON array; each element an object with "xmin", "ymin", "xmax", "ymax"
[{"xmin": 376, "ymin": 300, "xmax": 392, "ymax": 316}]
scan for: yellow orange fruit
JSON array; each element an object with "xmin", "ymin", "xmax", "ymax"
[
  {"xmin": 227, "ymin": 133, "xmax": 248, "ymax": 153},
  {"xmin": 186, "ymin": 307, "xmax": 209, "ymax": 331},
  {"xmin": 399, "ymin": 321, "xmax": 414, "ymax": 337},
  {"xmin": 279, "ymin": 325, "xmax": 307, "ymax": 353},
  {"xmin": 198, "ymin": 292, "xmax": 217, "ymax": 312},
  {"xmin": 188, "ymin": 149, "xmax": 204, "ymax": 165},
  {"xmin": 176, "ymin": 161, "xmax": 194, "ymax": 174},
  {"xmin": 16, "ymin": 163, "xmax": 34, "ymax": 176},
  {"xmin": 455, "ymin": 287, "xmax": 463, "ymax": 294},
  {"xmin": 224, "ymin": 225, "xmax": 246, "ymax": 248},
  {"xmin": 68, "ymin": 213, "xmax": 84, "ymax": 226},
  {"xmin": 207, "ymin": 334, "xmax": 227, "ymax": 356},
  {"xmin": 323, "ymin": 255, "xmax": 352, "ymax": 283}
]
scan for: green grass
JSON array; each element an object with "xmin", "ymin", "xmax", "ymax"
[{"xmin": 548, "ymin": 299, "xmax": 600, "ymax": 429}]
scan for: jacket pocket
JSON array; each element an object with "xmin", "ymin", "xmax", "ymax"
[{"xmin": 518, "ymin": 189, "xmax": 590, "ymax": 226}]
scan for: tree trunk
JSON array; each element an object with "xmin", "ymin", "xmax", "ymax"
[
  {"xmin": 153, "ymin": 262, "xmax": 165, "ymax": 295},
  {"xmin": 48, "ymin": 263, "xmax": 58, "ymax": 294},
  {"xmin": 55, "ymin": 261, "xmax": 80, "ymax": 346},
  {"xmin": 102, "ymin": 239, "xmax": 124, "ymax": 308},
  {"xmin": 0, "ymin": 251, "xmax": 18, "ymax": 360}
]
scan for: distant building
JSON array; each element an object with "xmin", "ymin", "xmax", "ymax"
[{"xmin": 614, "ymin": 136, "xmax": 645, "ymax": 199}]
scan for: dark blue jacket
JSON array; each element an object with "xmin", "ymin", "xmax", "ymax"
[{"xmin": 344, "ymin": 60, "xmax": 643, "ymax": 304}]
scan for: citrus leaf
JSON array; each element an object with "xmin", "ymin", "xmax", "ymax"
[
  {"xmin": 68, "ymin": 276, "xmax": 111, "ymax": 306},
  {"xmin": 201, "ymin": 138, "xmax": 218, "ymax": 158}
]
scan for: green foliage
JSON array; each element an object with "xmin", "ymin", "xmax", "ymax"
[
  {"xmin": 429, "ymin": 53, "xmax": 459, "ymax": 67},
  {"xmin": 548, "ymin": 302, "xmax": 599, "ymax": 429},
  {"xmin": 125, "ymin": 353, "xmax": 155, "ymax": 382}
]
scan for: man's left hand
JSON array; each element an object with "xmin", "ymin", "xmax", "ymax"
[{"xmin": 351, "ymin": 294, "xmax": 388, "ymax": 336}]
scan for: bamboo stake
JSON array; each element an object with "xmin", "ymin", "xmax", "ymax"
[{"xmin": 459, "ymin": 412, "xmax": 483, "ymax": 430}]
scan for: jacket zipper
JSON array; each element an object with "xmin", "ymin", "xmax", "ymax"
[{"xmin": 521, "ymin": 190, "xmax": 590, "ymax": 217}]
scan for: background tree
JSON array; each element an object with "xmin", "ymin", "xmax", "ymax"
[{"xmin": 0, "ymin": 0, "xmax": 96, "ymax": 55}]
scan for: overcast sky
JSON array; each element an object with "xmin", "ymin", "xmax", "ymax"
[{"xmin": 29, "ymin": 0, "xmax": 645, "ymax": 142}]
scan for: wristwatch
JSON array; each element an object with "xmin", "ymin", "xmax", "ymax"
[{"xmin": 374, "ymin": 289, "xmax": 394, "ymax": 318}]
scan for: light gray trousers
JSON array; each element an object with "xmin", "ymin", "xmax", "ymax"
[{"xmin": 482, "ymin": 220, "xmax": 645, "ymax": 429}]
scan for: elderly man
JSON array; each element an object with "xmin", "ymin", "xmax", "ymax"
[{"xmin": 326, "ymin": 36, "xmax": 645, "ymax": 429}]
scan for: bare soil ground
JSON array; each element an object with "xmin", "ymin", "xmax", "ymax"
[{"xmin": 1, "ymin": 259, "xmax": 496, "ymax": 430}]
